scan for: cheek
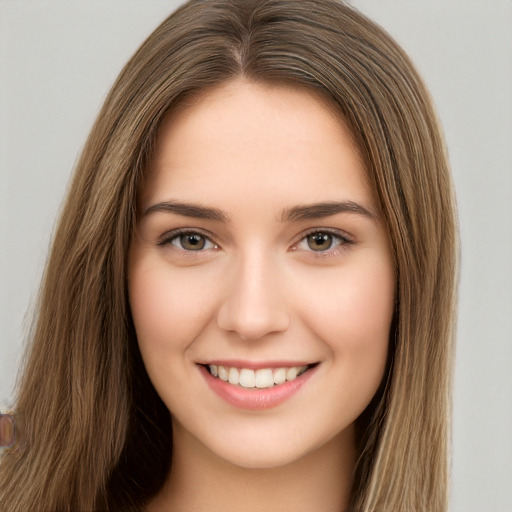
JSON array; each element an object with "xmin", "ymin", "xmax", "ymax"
[
  {"xmin": 287, "ymin": 254, "xmax": 395, "ymax": 441},
  {"xmin": 128, "ymin": 260, "xmax": 218, "ymax": 359},
  {"xmin": 299, "ymin": 253, "xmax": 395, "ymax": 362}
]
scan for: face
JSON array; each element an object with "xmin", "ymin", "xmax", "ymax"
[{"xmin": 128, "ymin": 80, "xmax": 395, "ymax": 469}]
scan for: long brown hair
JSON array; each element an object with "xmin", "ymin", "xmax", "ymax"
[{"xmin": 0, "ymin": 1, "xmax": 457, "ymax": 510}]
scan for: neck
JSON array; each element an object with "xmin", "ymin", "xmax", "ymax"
[{"xmin": 148, "ymin": 421, "xmax": 356, "ymax": 512}]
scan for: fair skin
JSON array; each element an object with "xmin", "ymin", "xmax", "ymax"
[{"xmin": 128, "ymin": 79, "xmax": 395, "ymax": 512}]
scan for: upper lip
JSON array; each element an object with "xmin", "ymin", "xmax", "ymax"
[{"xmin": 197, "ymin": 359, "xmax": 317, "ymax": 370}]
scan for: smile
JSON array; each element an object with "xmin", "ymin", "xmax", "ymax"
[
  {"xmin": 207, "ymin": 364, "xmax": 309, "ymax": 389},
  {"xmin": 199, "ymin": 362, "xmax": 318, "ymax": 410}
]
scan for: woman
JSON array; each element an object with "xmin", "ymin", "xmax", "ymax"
[{"xmin": 0, "ymin": 1, "xmax": 458, "ymax": 511}]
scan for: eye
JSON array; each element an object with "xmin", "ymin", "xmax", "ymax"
[
  {"xmin": 305, "ymin": 232, "xmax": 336, "ymax": 251},
  {"xmin": 294, "ymin": 230, "xmax": 352, "ymax": 254},
  {"xmin": 159, "ymin": 230, "xmax": 218, "ymax": 252}
]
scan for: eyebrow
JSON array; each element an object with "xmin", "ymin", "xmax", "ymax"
[
  {"xmin": 144, "ymin": 200, "xmax": 230, "ymax": 222},
  {"xmin": 280, "ymin": 201, "xmax": 377, "ymax": 222},
  {"xmin": 143, "ymin": 199, "xmax": 376, "ymax": 223}
]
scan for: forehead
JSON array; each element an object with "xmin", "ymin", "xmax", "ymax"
[{"xmin": 140, "ymin": 79, "xmax": 374, "ymax": 213}]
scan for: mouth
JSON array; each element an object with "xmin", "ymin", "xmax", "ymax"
[
  {"xmin": 198, "ymin": 361, "xmax": 319, "ymax": 409},
  {"xmin": 200, "ymin": 363, "xmax": 317, "ymax": 389}
]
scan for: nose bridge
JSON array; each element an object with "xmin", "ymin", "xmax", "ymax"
[{"xmin": 216, "ymin": 247, "xmax": 290, "ymax": 340}]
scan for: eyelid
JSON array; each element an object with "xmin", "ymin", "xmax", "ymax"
[
  {"xmin": 156, "ymin": 226, "xmax": 353, "ymax": 255},
  {"xmin": 291, "ymin": 227, "xmax": 354, "ymax": 254},
  {"xmin": 157, "ymin": 228, "xmax": 219, "ymax": 250}
]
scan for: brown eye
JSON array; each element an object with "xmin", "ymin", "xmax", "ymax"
[
  {"xmin": 179, "ymin": 234, "xmax": 206, "ymax": 251},
  {"xmin": 306, "ymin": 232, "xmax": 335, "ymax": 251},
  {"xmin": 162, "ymin": 231, "xmax": 217, "ymax": 251}
]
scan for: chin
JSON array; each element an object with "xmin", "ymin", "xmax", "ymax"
[
  {"xmin": 199, "ymin": 421, "xmax": 351, "ymax": 472},
  {"xmin": 213, "ymin": 444, "xmax": 310, "ymax": 470}
]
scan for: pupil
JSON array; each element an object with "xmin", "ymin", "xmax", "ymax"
[
  {"xmin": 181, "ymin": 234, "xmax": 205, "ymax": 250},
  {"xmin": 308, "ymin": 233, "xmax": 332, "ymax": 251}
]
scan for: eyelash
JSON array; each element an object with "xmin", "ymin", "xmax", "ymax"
[
  {"xmin": 292, "ymin": 228, "xmax": 354, "ymax": 257},
  {"xmin": 157, "ymin": 227, "xmax": 354, "ymax": 257},
  {"xmin": 157, "ymin": 228, "xmax": 219, "ymax": 252}
]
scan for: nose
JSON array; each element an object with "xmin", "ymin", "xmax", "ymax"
[{"xmin": 216, "ymin": 253, "xmax": 290, "ymax": 341}]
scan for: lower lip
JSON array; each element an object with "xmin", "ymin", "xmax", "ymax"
[{"xmin": 199, "ymin": 365, "xmax": 317, "ymax": 410}]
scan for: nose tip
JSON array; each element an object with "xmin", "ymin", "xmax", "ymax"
[
  {"xmin": 218, "ymin": 300, "xmax": 290, "ymax": 341},
  {"xmin": 216, "ymin": 263, "xmax": 290, "ymax": 341}
]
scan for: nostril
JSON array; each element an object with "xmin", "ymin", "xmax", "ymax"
[{"xmin": 216, "ymin": 300, "xmax": 290, "ymax": 340}]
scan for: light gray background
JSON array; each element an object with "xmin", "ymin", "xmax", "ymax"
[{"xmin": 1, "ymin": 1, "xmax": 511, "ymax": 511}]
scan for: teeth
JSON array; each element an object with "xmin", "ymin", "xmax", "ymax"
[
  {"xmin": 209, "ymin": 364, "xmax": 308, "ymax": 389},
  {"xmin": 239, "ymin": 368, "xmax": 256, "ymax": 388},
  {"xmin": 255, "ymin": 368, "xmax": 274, "ymax": 388},
  {"xmin": 228, "ymin": 367, "xmax": 239, "ymax": 385},
  {"xmin": 273, "ymin": 368, "xmax": 286, "ymax": 385},
  {"xmin": 218, "ymin": 365, "xmax": 228, "ymax": 381},
  {"xmin": 286, "ymin": 367, "xmax": 298, "ymax": 380}
]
